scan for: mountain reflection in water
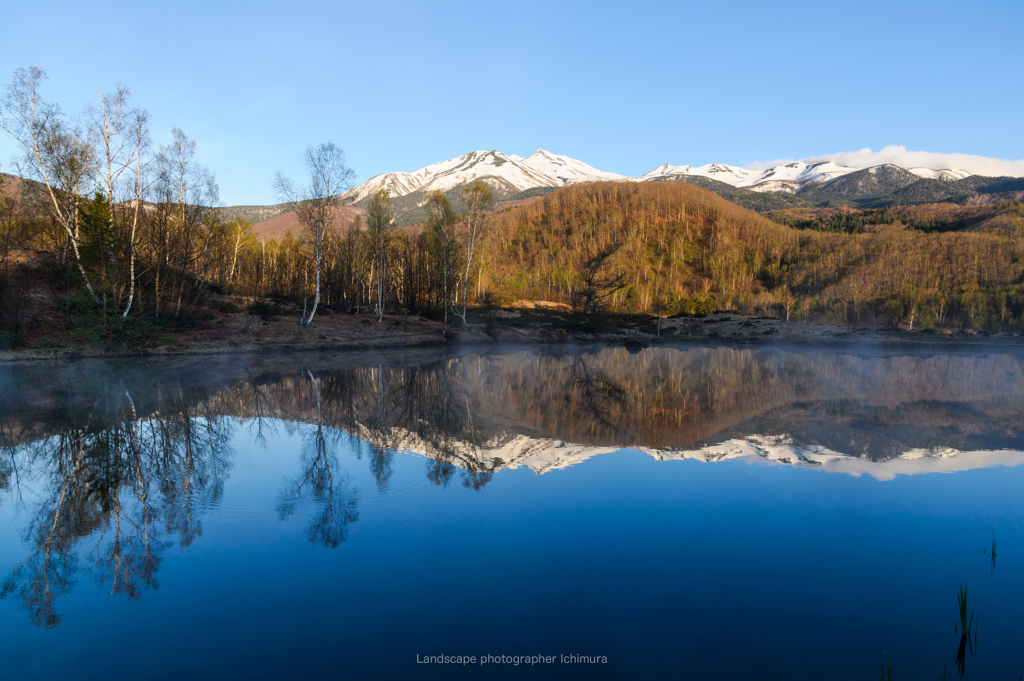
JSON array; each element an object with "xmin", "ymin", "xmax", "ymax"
[{"xmin": 2, "ymin": 344, "xmax": 1024, "ymax": 636}]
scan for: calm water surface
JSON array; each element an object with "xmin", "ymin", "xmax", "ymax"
[{"xmin": 2, "ymin": 344, "xmax": 1024, "ymax": 680}]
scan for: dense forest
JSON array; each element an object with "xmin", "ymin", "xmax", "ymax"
[
  {"xmin": 766, "ymin": 202, "xmax": 1024, "ymax": 236},
  {"xmin": 479, "ymin": 182, "xmax": 1024, "ymax": 331},
  {"xmin": 3, "ymin": 66, "xmax": 1024, "ymax": 350}
]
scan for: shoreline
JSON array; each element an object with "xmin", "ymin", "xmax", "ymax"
[{"xmin": 2, "ymin": 311, "xmax": 1023, "ymax": 363}]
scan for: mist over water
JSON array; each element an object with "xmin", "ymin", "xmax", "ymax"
[{"xmin": 2, "ymin": 344, "xmax": 1024, "ymax": 679}]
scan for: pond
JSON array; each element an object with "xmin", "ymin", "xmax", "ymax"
[{"xmin": 1, "ymin": 344, "xmax": 1023, "ymax": 680}]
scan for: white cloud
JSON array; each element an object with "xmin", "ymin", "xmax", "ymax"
[{"xmin": 748, "ymin": 145, "xmax": 1024, "ymax": 177}]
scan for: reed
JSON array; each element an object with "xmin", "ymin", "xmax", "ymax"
[{"xmin": 957, "ymin": 584, "xmax": 973, "ymax": 636}]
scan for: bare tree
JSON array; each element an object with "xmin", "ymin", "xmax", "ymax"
[
  {"xmin": 226, "ymin": 215, "xmax": 252, "ymax": 284},
  {"xmin": 773, "ymin": 286, "xmax": 796, "ymax": 321},
  {"xmin": 454, "ymin": 180, "xmax": 493, "ymax": 327},
  {"xmin": 153, "ymin": 127, "xmax": 218, "ymax": 316},
  {"xmin": 0, "ymin": 67, "xmax": 99, "ymax": 303},
  {"xmin": 570, "ymin": 245, "xmax": 627, "ymax": 318},
  {"xmin": 365, "ymin": 188, "xmax": 393, "ymax": 323},
  {"xmin": 274, "ymin": 142, "xmax": 354, "ymax": 328},
  {"xmin": 121, "ymin": 113, "xmax": 148, "ymax": 318},
  {"xmin": 82, "ymin": 85, "xmax": 149, "ymax": 317}
]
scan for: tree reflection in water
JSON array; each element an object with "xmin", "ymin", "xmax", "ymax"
[
  {"xmin": 564, "ymin": 355, "xmax": 628, "ymax": 439},
  {"xmin": 362, "ymin": 365, "xmax": 395, "ymax": 492},
  {"xmin": 1, "ymin": 382, "xmax": 232, "ymax": 627},
  {"xmin": 276, "ymin": 370, "xmax": 359, "ymax": 548},
  {"xmin": 4, "ymin": 346, "xmax": 1024, "ymax": 629}
]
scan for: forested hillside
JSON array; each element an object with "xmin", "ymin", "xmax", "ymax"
[{"xmin": 477, "ymin": 182, "xmax": 1024, "ymax": 331}]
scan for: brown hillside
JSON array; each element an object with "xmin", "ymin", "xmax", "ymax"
[
  {"xmin": 480, "ymin": 181, "xmax": 794, "ymax": 310},
  {"xmin": 0, "ymin": 173, "xmax": 49, "ymax": 211},
  {"xmin": 250, "ymin": 206, "xmax": 364, "ymax": 242},
  {"xmin": 475, "ymin": 181, "xmax": 1024, "ymax": 330}
]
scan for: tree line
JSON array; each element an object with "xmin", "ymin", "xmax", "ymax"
[
  {"xmin": 4, "ymin": 65, "xmax": 1024, "ymax": 344},
  {"xmin": 0, "ymin": 67, "xmax": 496, "ymax": 345}
]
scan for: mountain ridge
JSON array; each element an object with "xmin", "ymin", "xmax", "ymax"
[
  {"xmin": 212, "ymin": 151, "xmax": 1023, "ymax": 230},
  {"xmin": 333, "ymin": 149, "xmax": 996, "ymax": 210},
  {"xmin": 340, "ymin": 149, "xmax": 622, "ymax": 207}
]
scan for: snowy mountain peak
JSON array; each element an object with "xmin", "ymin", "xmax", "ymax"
[
  {"xmin": 340, "ymin": 149, "xmax": 982, "ymax": 208},
  {"xmin": 520, "ymin": 149, "xmax": 625, "ymax": 185},
  {"xmin": 636, "ymin": 159, "xmax": 972, "ymax": 194},
  {"xmin": 639, "ymin": 162, "xmax": 754, "ymax": 187},
  {"xmin": 342, "ymin": 149, "xmax": 620, "ymax": 204}
]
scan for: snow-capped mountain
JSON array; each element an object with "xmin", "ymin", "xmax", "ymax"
[
  {"xmin": 513, "ymin": 149, "xmax": 625, "ymax": 184},
  {"xmin": 745, "ymin": 161, "xmax": 859, "ymax": 193},
  {"xmin": 337, "ymin": 148, "xmax": 978, "ymax": 207},
  {"xmin": 342, "ymin": 149, "xmax": 621, "ymax": 204},
  {"xmin": 639, "ymin": 163, "xmax": 757, "ymax": 187},
  {"xmin": 638, "ymin": 160, "xmax": 973, "ymax": 194},
  {"xmin": 352, "ymin": 422, "xmax": 1024, "ymax": 482}
]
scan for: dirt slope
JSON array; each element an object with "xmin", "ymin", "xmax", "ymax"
[{"xmin": 250, "ymin": 206, "xmax": 365, "ymax": 242}]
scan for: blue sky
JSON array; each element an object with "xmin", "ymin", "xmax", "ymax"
[{"xmin": 1, "ymin": 0, "xmax": 1022, "ymax": 205}]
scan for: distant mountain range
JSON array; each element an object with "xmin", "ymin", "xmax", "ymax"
[
  {"xmin": 639, "ymin": 160, "xmax": 972, "ymax": 192},
  {"xmin": 352, "ymin": 423, "xmax": 1024, "ymax": 482},
  {"xmin": 211, "ymin": 150, "xmax": 1021, "ymax": 229},
  {"xmin": 324, "ymin": 150, "xmax": 1024, "ymax": 223},
  {"xmin": 341, "ymin": 150, "xmax": 984, "ymax": 203}
]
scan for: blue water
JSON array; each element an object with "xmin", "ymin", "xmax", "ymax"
[{"xmin": 1, "ymin": 346, "xmax": 1023, "ymax": 679}]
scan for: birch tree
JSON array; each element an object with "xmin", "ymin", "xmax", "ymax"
[
  {"xmin": 0, "ymin": 67, "xmax": 100, "ymax": 303},
  {"xmin": 153, "ymin": 128, "xmax": 218, "ymax": 316},
  {"xmin": 82, "ymin": 85, "xmax": 149, "ymax": 317},
  {"xmin": 122, "ymin": 113, "xmax": 148, "ymax": 318},
  {"xmin": 273, "ymin": 142, "xmax": 354, "ymax": 328},
  {"xmin": 454, "ymin": 180, "xmax": 493, "ymax": 326},
  {"xmin": 226, "ymin": 216, "xmax": 253, "ymax": 284},
  {"xmin": 365, "ymin": 188, "xmax": 394, "ymax": 323}
]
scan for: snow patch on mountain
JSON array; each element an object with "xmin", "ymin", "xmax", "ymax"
[
  {"xmin": 519, "ymin": 149, "xmax": 625, "ymax": 184},
  {"xmin": 750, "ymin": 161, "xmax": 856, "ymax": 188},
  {"xmin": 906, "ymin": 167, "xmax": 973, "ymax": 181}
]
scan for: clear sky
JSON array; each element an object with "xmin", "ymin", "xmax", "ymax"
[{"xmin": 1, "ymin": 0, "xmax": 1022, "ymax": 205}]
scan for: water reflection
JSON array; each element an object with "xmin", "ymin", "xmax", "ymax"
[
  {"xmin": 2, "ymin": 345, "xmax": 1024, "ymax": 629},
  {"xmin": 276, "ymin": 371, "xmax": 359, "ymax": 548},
  {"xmin": 0, "ymin": 384, "xmax": 231, "ymax": 627}
]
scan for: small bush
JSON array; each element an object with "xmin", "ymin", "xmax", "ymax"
[
  {"xmin": 482, "ymin": 290, "xmax": 516, "ymax": 308},
  {"xmin": 250, "ymin": 301, "xmax": 285, "ymax": 319},
  {"xmin": 0, "ymin": 332, "xmax": 24, "ymax": 349}
]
